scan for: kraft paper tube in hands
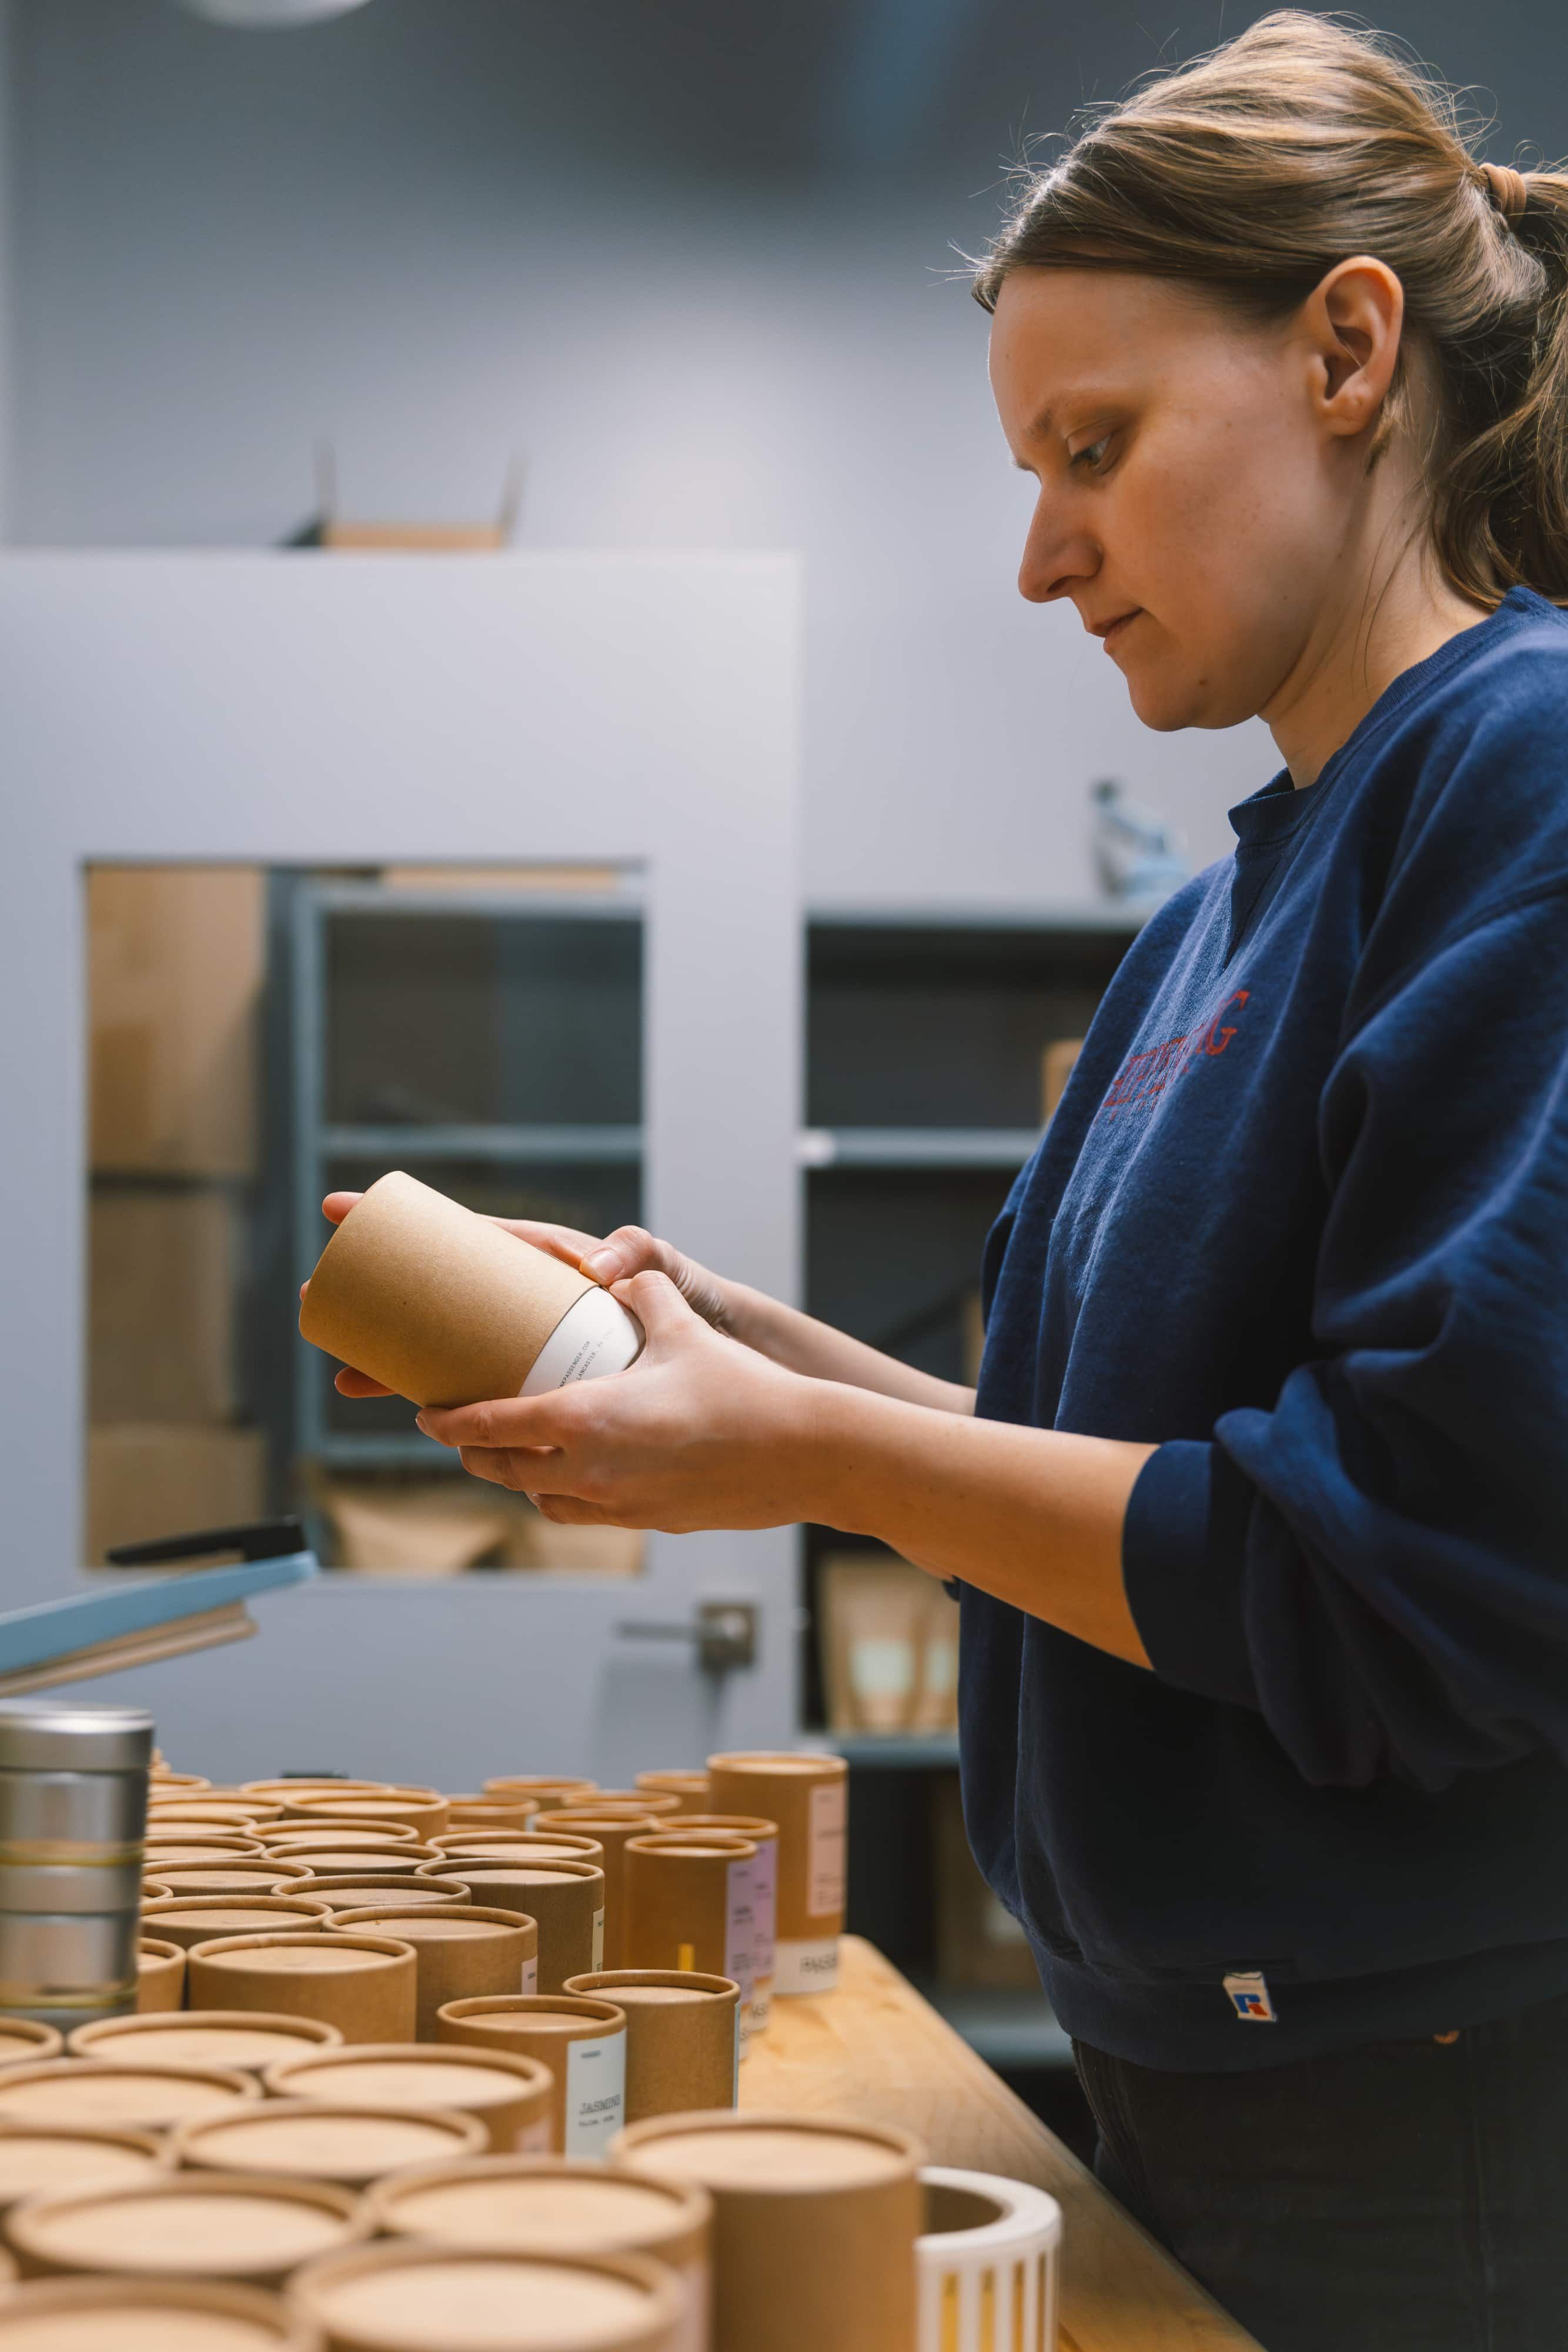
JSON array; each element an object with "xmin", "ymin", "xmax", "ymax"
[{"xmin": 298, "ymin": 1170, "xmax": 643, "ymax": 1406}]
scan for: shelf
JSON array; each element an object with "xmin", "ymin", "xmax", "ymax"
[
  {"xmin": 808, "ymin": 902, "xmax": 1145, "ymax": 936},
  {"xmin": 922, "ymin": 1984, "xmax": 1074, "ymax": 2071},
  {"xmin": 798, "ymin": 1128, "xmax": 1039, "ymax": 1171},
  {"xmin": 836, "ymin": 1733, "xmax": 960, "ymax": 1769},
  {"xmin": 321, "ymin": 1124, "xmax": 644, "ymax": 1165}
]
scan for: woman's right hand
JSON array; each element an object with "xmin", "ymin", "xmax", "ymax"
[{"xmin": 310, "ymin": 1194, "xmax": 737, "ymax": 1398}]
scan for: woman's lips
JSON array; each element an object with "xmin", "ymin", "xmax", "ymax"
[{"xmin": 1100, "ymin": 609, "xmax": 1142, "ymax": 650}]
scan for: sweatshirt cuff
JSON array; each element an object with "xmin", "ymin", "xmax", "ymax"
[{"xmin": 1122, "ymin": 1441, "xmax": 1261, "ymax": 1710}]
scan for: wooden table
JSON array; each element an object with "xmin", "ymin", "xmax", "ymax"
[{"xmin": 740, "ymin": 1937, "xmax": 1263, "ymax": 2352}]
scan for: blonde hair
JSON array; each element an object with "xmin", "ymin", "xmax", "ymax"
[{"xmin": 973, "ymin": 12, "xmax": 1568, "ymax": 609}]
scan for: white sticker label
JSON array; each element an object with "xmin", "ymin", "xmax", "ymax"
[
  {"xmin": 807, "ymin": 1779, "xmax": 847, "ymax": 1917},
  {"xmin": 732, "ymin": 2002, "xmax": 741, "ymax": 2092},
  {"xmin": 774, "ymin": 1935, "xmax": 840, "ymax": 1996},
  {"xmin": 513, "ymin": 2116, "xmax": 551, "ymax": 2153},
  {"xmin": 591, "ymin": 1909, "xmax": 605, "ymax": 1970},
  {"xmin": 520, "ymin": 1955, "xmax": 538, "ymax": 1994},
  {"xmin": 564, "ymin": 2030, "xmax": 626, "ymax": 2155},
  {"xmin": 724, "ymin": 1856, "xmax": 755, "ymax": 2015},
  {"xmin": 748, "ymin": 1837, "xmax": 777, "ymax": 1982}
]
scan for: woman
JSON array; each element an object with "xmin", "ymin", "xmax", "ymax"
[{"xmin": 326, "ymin": 17, "xmax": 1568, "ymax": 2344}]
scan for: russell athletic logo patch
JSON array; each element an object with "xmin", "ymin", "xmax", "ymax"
[{"xmin": 1223, "ymin": 1970, "xmax": 1276, "ymax": 2022}]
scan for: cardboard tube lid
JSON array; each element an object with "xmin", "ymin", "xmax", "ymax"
[
  {"xmin": 142, "ymin": 1900, "xmax": 333, "ymax": 1946},
  {"xmin": 483, "ymin": 1778, "xmax": 597, "ymax": 1802},
  {"xmin": 240, "ymin": 1780, "xmax": 390, "ymax": 1799},
  {"xmin": 171, "ymin": 2100, "xmax": 487, "ymax": 2183},
  {"xmin": 264, "ymin": 1826, "xmax": 419, "ymax": 1850},
  {"xmin": 0, "ymin": 2122, "xmax": 166, "ymax": 2206},
  {"xmin": 269, "ymin": 1852, "xmax": 441, "ymax": 1876},
  {"xmin": 0, "ymin": 2062, "xmax": 260, "ymax": 2131},
  {"xmin": 617, "ymin": 2109, "xmax": 923, "ymax": 2192},
  {"xmin": 423, "ymin": 1860, "xmax": 599, "ymax": 1891},
  {"xmin": 707, "ymin": 1752, "xmax": 847, "ymax": 1779},
  {"xmin": 292, "ymin": 2242, "xmax": 682, "ymax": 2352},
  {"xmin": 0, "ymin": 2022, "xmax": 62, "ymax": 2064},
  {"xmin": 297, "ymin": 1170, "xmax": 596, "ymax": 1406},
  {"xmin": 370, "ymin": 2155, "xmax": 710, "ymax": 2257},
  {"xmin": 329, "ymin": 1909, "xmax": 531, "ymax": 1944},
  {"xmin": 148, "ymin": 1868, "xmax": 315, "ymax": 1897},
  {"xmin": 267, "ymin": 2046, "xmax": 553, "ymax": 2113},
  {"xmin": 68, "ymin": 2014, "xmax": 343, "ymax": 2073},
  {"xmin": 432, "ymin": 1832, "xmax": 601, "ymax": 1856},
  {"xmin": 190, "ymin": 1936, "xmax": 413, "ymax": 1979},
  {"xmin": 439, "ymin": 1996, "xmax": 623, "ymax": 2039},
  {"xmin": 565, "ymin": 1972, "xmax": 735, "ymax": 2009},
  {"xmin": 0, "ymin": 2277, "xmax": 316, "ymax": 2349},
  {"xmin": 8, "ymin": 2173, "xmax": 362, "ymax": 2278}
]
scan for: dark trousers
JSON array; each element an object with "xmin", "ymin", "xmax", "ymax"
[{"xmin": 1074, "ymin": 1991, "xmax": 1568, "ymax": 2352}]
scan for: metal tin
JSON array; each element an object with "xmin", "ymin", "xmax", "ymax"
[
  {"xmin": 0, "ymin": 1707, "xmax": 152, "ymax": 1774},
  {"xmin": 0, "ymin": 1861, "xmax": 143, "ymax": 1916},
  {"xmin": 0, "ymin": 1912, "xmax": 139, "ymax": 1992},
  {"xmin": 0, "ymin": 1771, "xmax": 148, "ymax": 1855}
]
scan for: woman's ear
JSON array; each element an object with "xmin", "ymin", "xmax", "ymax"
[{"xmin": 1303, "ymin": 255, "xmax": 1405, "ymax": 440}]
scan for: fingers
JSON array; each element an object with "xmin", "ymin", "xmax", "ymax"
[
  {"xmin": 579, "ymin": 1224, "xmax": 672, "ymax": 1287},
  {"xmin": 322, "ymin": 1192, "xmax": 362, "ymax": 1226},
  {"xmin": 490, "ymin": 1217, "xmax": 604, "ymax": 1268},
  {"xmin": 418, "ymin": 1395, "xmax": 574, "ymax": 1451},
  {"xmin": 613, "ymin": 1268, "xmax": 697, "ymax": 1345},
  {"xmin": 333, "ymin": 1367, "xmax": 395, "ymax": 1399}
]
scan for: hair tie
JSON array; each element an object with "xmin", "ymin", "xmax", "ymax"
[{"xmin": 1481, "ymin": 161, "xmax": 1530, "ymax": 223}]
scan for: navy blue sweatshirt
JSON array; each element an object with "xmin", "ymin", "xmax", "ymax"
[{"xmin": 962, "ymin": 589, "xmax": 1568, "ymax": 2070}]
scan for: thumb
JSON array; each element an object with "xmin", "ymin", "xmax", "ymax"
[{"xmin": 613, "ymin": 1268, "xmax": 697, "ymax": 1351}]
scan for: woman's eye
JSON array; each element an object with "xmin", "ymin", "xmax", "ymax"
[{"xmin": 1071, "ymin": 434, "xmax": 1115, "ymax": 473}]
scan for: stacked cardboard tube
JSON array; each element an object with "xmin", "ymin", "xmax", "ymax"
[{"xmin": 0, "ymin": 1733, "xmax": 1062, "ymax": 2352}]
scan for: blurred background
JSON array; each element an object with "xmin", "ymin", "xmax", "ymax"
[{"xmin": 11, "ymin": 0, "xmax": 1566, "ymax": 2147}]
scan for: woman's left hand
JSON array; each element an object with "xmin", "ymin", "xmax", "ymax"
[{"xmin": 416, "ymin": 1269, "xmax": 822, "ymax": 1532}]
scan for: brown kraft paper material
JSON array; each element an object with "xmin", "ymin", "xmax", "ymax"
[
  {"xmin": 418, "ymin": 1859, "xmax": 602, "ymax": 1994},
  {"xmin": 185, "ymin": 1935, "xmax": 417, "ymax": 2043},
  {"xmin": 297, "ymin": 1170, "xmax": 594, "ymax": 1405},
  {"xmin": 328, "ymin": 1907, "xmax": 537, "ymax": 2039},
  {"xmin": 706, "ymin": 1755, "xmax": 847, "ymax": 1997},
  {"xmin": 531, "ymin": 1815, "xmax": 660, "ymax": 1972},
  {"xmin": 264, "ymin": 2044, "xmax": 554, "ymax": 2158},
  {"xmin": 436, "ymin": 1995, "xmax": 626, "ymax": 2157},
  {"xmin": 564, "ymin": 1971, "xmax": 739, "ymax": 2121}
]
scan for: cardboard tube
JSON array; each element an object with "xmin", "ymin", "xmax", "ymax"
[
  {"xmin": 265, "ymin": 2044, "xmax": 554, "ymax": 2157},
  {"xmin": 437, "ymin": 1995, "xmax": 626, "ymax": 2157},
  {"xmin": 170, "ymin": 2097, "xmax": 487, "ymax": 2191},
  {"xmin": 0, "ymin": 2020, "xmax": 62, "ymax": 2066},
  {"xmin": 289, "ymin": 2240, "xmax": 684, "ymax": 2352},
  {"xmin": 185, "ymin": 1935, "xmax": 417, "ymax": 2044},
  {"xmin": 328, "ymin": 1906, "xmax": 537, "ymax": 2039},
  {"xmin": 564, "ymin": 1972, "xmax": 739, "ymax": 2122},
  {"xmin": 239, "ymin": 1782, "xmax": 390, "ymax": 1802},
  {"xmin": 0, "ymin": 2120, "xmax": 166, "ymax": 2219},
  {"xmin": 430, "ymin": 1831, "xmax": 604, "ymax": 1866},
  {"xmin": 483, "ymin": 1777, "xmax": 597, "ymax": 1808},
  {"xmin": 368, "ymin": 2156, "xmax": 710, "ymax": 2352},
  {"xmin": 0, "ymin": 2276, "xmax": 319, "ymax": 2347},
  {"xmin": 417, "ymin": 1860, "xmax": 601, "ymax": 1994},
  {"xmin": 614, "ymin": 2110, "xmax": 922, "ymax": 2352},
  {"xmin": 283, "ymin": 1790, "xmax": 450, "ymax": 1838},
  {"xmin": 442, "ymin": 1797, "xmax": 539, "ymax": 1833},
  {"xmin": 621, "ymin": 1838, "xmax": 755, "ymax": 2053},
  {"xmin": 65, "ymin": 2012, "xmax": 343, "ymax": 2081},
  {"xmin": 7, "ymin": 2170, "xmax": 366, "ymax": 2288},
  {"xmin": 262, "ymin": 1825, "xmax": 420, "ymax": 1853},
  {"xmin": 141, "ymin": 1861, "xmax": 317, "ymax": 1903},
  {"xmin": 135, "ymin": 1939, "xmax": 185, "ymax": 2013},
  {"xmin": 677, "ymin": 1816, "xmax": 779, "ymax": 2033},
  {"xmin": 144, "ymin": 1835, "xmax": 268, "ymax": 1862},
  {"xmin": 706, "ymin": 1754, "xmax": 847, "ymax": 1996},
  {"xmin": 0, "ymin": 2059, "xmax": 260, "ymax": 2134},
  {"xmin": 297, "ymin": 1170, "xmax": 641, "ymax": 1406},
  {"xmin": 141, "ymin": 1896, "xmax": 334, "ymax": 1952},
  {"xmin": 634, "ymin": 1772, "xmax": 710, "ymax": 1817},
  {"xmin": 260, "ymin": 1851, "xmax": 443, "ymax": 1883},
  {"xmin": 531, "ymin": 1815, "xmax": 660, "ymax": 1971},
  {"xmin": 559, "ymin": 1792, "xmax": 681, "ymax": 1817}
]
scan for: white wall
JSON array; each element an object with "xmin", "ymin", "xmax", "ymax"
[{"xmin": 9, "ymin": 0, "xmax": 1263, "ymax": 904}]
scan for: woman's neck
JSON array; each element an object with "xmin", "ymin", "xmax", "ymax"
[{"xmin": 1263, "ymin": 520, "xmax": 1490, "ymax": 790}]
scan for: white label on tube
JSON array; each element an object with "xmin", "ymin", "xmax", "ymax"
[
  {"xmin": 513, "ymin": 2116, "xmax": 551, "ymax": 2153},
  {"xmin": 724, "ymin": 1857, "xmax": 754, "ymax": 2007},
  {"xmin": 520, "ymin": 1955, "xmax": 538, "ymax": 1993},
  {"xmin": 733, "ymin": 2003, "xmax": 741, "ymax": 2093},
  {"xmin": 564, "ymin": 2030, "xmax": 626, "ymax": 2155},
  {"xmin": 807, "ymin": 1779, "xmax": 847, "ymax": 1916},
  {"xmin": 521, "ymin": 1287, "xmax": 643, "ymax": 1396},
  {"xmin": 591, "ymin": 1909, "xmax": 605, "ymax": 1970},
  {"xmin": 773, "ymin": 1936, "xmax": 840, "ymax": 1996},
  {"xmin": 680, "ymin": 2260, "xmax": 711, "ymax": 2352},
  {"xmin": 748, "ymin": 1838, "xmax": 777, "ymax": 1980}
]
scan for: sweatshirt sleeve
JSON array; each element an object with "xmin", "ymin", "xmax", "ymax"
[{"xmin": 1122, "ymin": 881, "xmax": 1568, "ymax": 1792}]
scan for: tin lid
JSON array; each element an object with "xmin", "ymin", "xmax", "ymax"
[
  {"xmin": 372, "ymin": 2156, "xmax": 710, "ymax": 2256},
  {"xmin": 0, "ymin": 2276, "xmax": 315, "ymax": 2349},
  {"xmin": 0, "ymin": 1707, "xmax": 153, "ymax": 1774},
  {"xmin": 8, "ymin": 2173, "xmax": 360, "ymax": 2280},
  {"xmin": 293, "ymin": 2243, "xmax": 681, "ymax": 2352}
]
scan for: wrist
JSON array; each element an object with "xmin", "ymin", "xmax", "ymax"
[{"xmin": 785, "ymin": 1375, "xmax": 885, "ymax": 1534}]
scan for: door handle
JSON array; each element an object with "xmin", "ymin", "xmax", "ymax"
[{"xmin": 616, "ymin": 1601, "xmax": 758, "ymax": 1674}]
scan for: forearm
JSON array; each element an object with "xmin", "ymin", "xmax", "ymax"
[
  {"xmin": 799, "ymin": 1379, "xmax": 1155, "ymax": 1666},
  {"xmin": 717, "ymin": 1281, "xmax": 975, "ymax": 1415}
]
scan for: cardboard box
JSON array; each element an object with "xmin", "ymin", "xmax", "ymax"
[
  {"xmin": 89, "ymin": 1191, "xmax": 239, "ymax": 1424},
  {"xmin": 88, "ymin": 867, "xmax": 263, "ymax": 1178},
  {"xmin": 820, "ymin": 1551, "xmax": 958, "ymax": 1737},
  {"xmin": 1041, "ymin": 1037, "xmax": 1084, "ymax": 1123},
  {"xmin": 933, "ymin": 1774, "xmax": 1040, "ymax": 1990},
  {"xmin": 85, "ymin": 1426, "xmax": 266, "ymax": 1565}
]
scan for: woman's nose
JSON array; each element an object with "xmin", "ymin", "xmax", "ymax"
[{"xmin": 1018, "ymin": 493, "xmax": 1097, "ymax": 606}]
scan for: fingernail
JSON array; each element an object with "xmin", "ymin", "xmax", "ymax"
[
  {"xmin": 414, "ymin": 1412, "xmax": 429, "ymax": 1435},
  {"xmin": 582, "ymin": 1250, "xmax": 620, "ymax": 1282}
]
